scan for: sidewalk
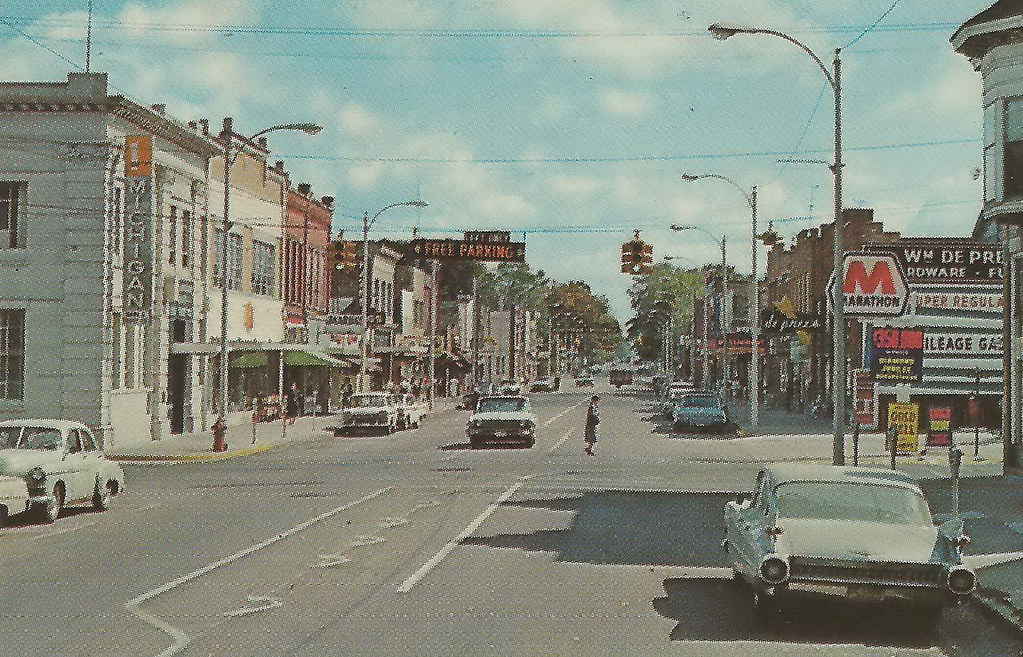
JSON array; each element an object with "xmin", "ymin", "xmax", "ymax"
[{"xmin": 108, "ymin": 397, "xmax": 462, "ymax": 462}]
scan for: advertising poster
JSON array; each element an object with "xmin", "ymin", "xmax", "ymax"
[
  {"xmin": 869, "ymin": 328, "xmax": 924, "ymax": 383},
  {"xmin": 854, "ymin": 370, "xmax": 875, "ymax": 426},
  {"xmin": 888, "ymin": 402, "xmax": 920, "ymax": 454},
  {"xmin": 927, "ymin": 407, "xmax": 952, "ymax": 447}
]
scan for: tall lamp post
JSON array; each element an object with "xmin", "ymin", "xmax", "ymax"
[
  {"xmin": 359, "ymin": 200, "xmax": 429, "ymax": 393},
  {"xmin": 671, "ymin": 225, "xmax": 728, "ymax": 400},
  {"xmin": 680, "ymin": 174, "xmax": 761, "ymax": 434},
  {"xmin": 709, "ymin": 22, "xmax": 845, "ymax": 463},
  {"xmin": 217, "ymin": 120, "xmax": 321, "ymax": 428}
]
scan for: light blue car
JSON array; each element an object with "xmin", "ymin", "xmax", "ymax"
[{"xmin": 671, "ymin": 392, "xmax": 734, "ymax": 433}]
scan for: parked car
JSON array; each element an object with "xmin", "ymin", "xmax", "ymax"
[
  {"xmin": 661, "ymin": 382, "xmax": 697, "ymax": 417},
  {"xmin": 466, "ymin": 396, "xmax": 537, "ymax": 449},
  {"xmin": 395, "ymin": 394, "xmax": 428, "ymax": 430},
  {"xmin": 609, "ymin": 368, "xmax": 633, "ymax": 388},
  {"xmin": 671, "ymin": 392, "xmax": 734, "ymax": 433},
  {"xmin": 575, "ymin": 374, "xmax": 595, "ymax": 387},
  {"xmin": 325, "ymin": 393, "xmax": 399, "ymax": 436},
  {"xmin": 0, "ymin": 475, "xmax": 30, "ymax": 525},
  {"xmin": 461, "ymin": 390, "xmax": 482, "ymax": 412},
  {"xmin": 530, "ymin": 379, "xmax": 555, "ymax": 393},
  {"xmin": 0, "ymin": 420, "xmax": 126, "ymax": 523},
  {"xmin": 724, "ymin": 464, "xmax": 976, "ymax": 620}
]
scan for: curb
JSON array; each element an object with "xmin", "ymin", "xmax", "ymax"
[
  {"xmin": 972, "ymin": 587, "xmax": 1023, "ymax": 637},
  {"xmin": 110, "ymin": 443, "xmax": 274, "ymax": 463}
]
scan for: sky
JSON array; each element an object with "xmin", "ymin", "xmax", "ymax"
[{"xmin": 0, "ymin": 0, "xmax": 997, "ymax": 322}]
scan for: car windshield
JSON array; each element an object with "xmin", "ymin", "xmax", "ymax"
[
  {"xmin": 478, "ymin": 399, "xmax": 526, "ymax": 413},
  {"xmin": 776, "ymin": 482, "xmax": 933, "ymax": 526},
  {"xmin": 681, "ymin": 396, "xmax": 719, "ymax": 408},
  {"xmin": 350, "ymin": 395, "xmax": 386, "ymax": 408},
  {"xmin": 16, "ymin": 427, "xmax": 62, "ymax": 450}
]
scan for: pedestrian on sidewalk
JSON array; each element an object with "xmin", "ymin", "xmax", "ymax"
[
  {"xmin": 341, "ymin": 380, "xmax": 354, "ymax": 409},
  {"xmin": 584, "ymin": 395, "xmax": 600, "ymax": 456},
  {"xmin": 286, "ymin": 382, "xmax": 300, "ymax": 425}
]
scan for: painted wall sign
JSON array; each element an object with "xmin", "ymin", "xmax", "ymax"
[
  {"xmin": 122, "ymin": 175, "xmax": 152, "ymax": 323},
  {"xmin": 869, "ymin": 241, "xmax": 1004, "ymax": 283},
  {"xmin": 922, "ymin": 332, "xmax": 1003, "ymax": 356}
]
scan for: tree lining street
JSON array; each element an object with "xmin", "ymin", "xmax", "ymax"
[{"xmin": 0, "ymin": 385, "xmax": 1018, "ymax": 656}]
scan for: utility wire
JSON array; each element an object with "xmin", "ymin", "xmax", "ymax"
[
  {"xmin": 0, "ymin": 15, "xmax": 84, "ymax": 72},
  {"xmin": 845, "ymin": 0, "xmax": 905, "ymax": 49}
]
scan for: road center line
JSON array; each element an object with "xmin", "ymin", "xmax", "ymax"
[
  {"xmin": 542, "ymin": 400, "xmax": 584, "ymax": 428},
  {"xmin": 548, "ymin": 430, "xmax": 572, "ymax": 453},
  {"xmin": 34, "ymin": 520, "xmax": 98, "ymax": 539},
  {"xmin": 126, "ymin": 487, "xmax": 390, "ymax": 657},
  {"xmin": 396, "ymin": 481, "xmax": 523, "ymax": 594}
]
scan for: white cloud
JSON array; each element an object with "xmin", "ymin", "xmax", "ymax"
[
  {"xmin": 118, "ymin": 0, "xmax": 257, "ymax": 45},
  {"xmin": 549, "ymin": 175, "xmax": 601, "ymax": 197},
  {"xmin": 338, "ymin": 104, "xmax": 381, "ymax": 137},
  {"xmin": 601, "ymin": 88, "xmax": 652, "ymax": 117},
  {"xmin": 348, "ymin": 162, "xmax": 386, "ymax": 188}
]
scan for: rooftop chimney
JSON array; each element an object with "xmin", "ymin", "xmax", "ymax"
[
  {"xmin": 221, "ymin": 117, "xmax": 233, "ymax": 138},
  {"xmin": 321, "ymin": 196, "xmax": 334, "ymax": 210},
  {"xmin": 257, "ymin": 137, "xmax": 268, "ymax": 149},
  {"xmin": 275, "ymin": 160, "xmax": 284, "ymax": 170},
  {"xmin": 198, "ymin": 118, "xmax": 209, "ymax": 136},
  {"xmin": 297, "ymin": 182, "xmax": 312, "ymax": 196},
  {"xmin": 150, "ymin": 103, "xmax": 166, "ymax": 115}
]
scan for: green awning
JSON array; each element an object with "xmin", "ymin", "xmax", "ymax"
[
  {"xmin": 284, "ymin": 350, "xmax": 352, "ymax": 368},
  {"xmin": 229, "ymin": 351, "xmax": 269, "ymax": 368}
]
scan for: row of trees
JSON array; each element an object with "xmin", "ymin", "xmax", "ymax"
[{"xmin": 445, "ymin": 262, "xmax": 623, "ymax": 366}]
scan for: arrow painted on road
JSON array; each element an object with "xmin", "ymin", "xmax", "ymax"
[
  {"xmin": 222, "ymin": 595, "xmax": 282, "ymax": 618},
  {"xmin": 316, "ymin": 553, "xmax": 352, "ymax": 568},
  {"xmin": 348, "ymin": 534, "xmax": 386, "ymax": 547},
  {"xmin": 377, "ymin": 516, "xmax": 411, "ymax": 529}
]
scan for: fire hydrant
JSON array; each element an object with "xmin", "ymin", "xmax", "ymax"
[{"xmin": 212, "ymin": 417, "xmax": 228, "ymax": 452}]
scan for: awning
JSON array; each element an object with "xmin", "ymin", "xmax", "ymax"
[
  {"xmin": 230, "ymin": 352, "xmax": 269, "ymax": 368},
  {"xmin": 284, "ymin": 350, "xmax": 355, "ymax": 368}
]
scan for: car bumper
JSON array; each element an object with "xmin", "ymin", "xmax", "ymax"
[
  {"xmin": 774, "ymin": 580, "xmax": 960, "ymax": 606},
  {"xmin": 467, "ymin": 429, "xmax": 535, "ymax": 441}
]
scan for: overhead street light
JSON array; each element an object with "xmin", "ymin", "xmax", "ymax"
[
  {"xmin": 710, "ymin": 21, "xmax": 846, "ymax": 466},
  {"xmin": 680, "ymin": 172, "xmax": 761, "ymax": 435},
  {"xmin": 217, "ymin": 119, "xmax": 322, "ymax": 434}
]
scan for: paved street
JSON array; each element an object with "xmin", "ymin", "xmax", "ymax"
[{"xmin": 1, "ymin": 384, "xmax": 1019, "ymax": 657}]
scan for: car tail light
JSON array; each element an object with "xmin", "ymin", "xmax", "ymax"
[
  {"xmin": 954, "ymin": 534, "xmax": 971, "ymax": 548},
  {"xmin": 759, "ymin": 555, "xmax": 789, "ymax": 584},
  {"xmin": 947, "ymin": 567, "xmax": 976, "ymax": 595}
]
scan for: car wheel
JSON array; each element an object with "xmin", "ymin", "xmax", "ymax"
[
  {"xmin": 523, "ymin": 437, "xmax": 535, "ymax": 448},
  {"xmin": 469, "ymin": 437, "xmax": 482, "ymax": 449},
  {"xmin": 93, "ymin": 480, "xmax": 114, "ymax": 511},
  {"xmin": 40, "ymin": 483, "xmax": 64, "ymax": 523}
]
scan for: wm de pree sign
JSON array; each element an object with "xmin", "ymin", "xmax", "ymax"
[{"xmin": 839, "ymin": 252, "xmax": 909, "ymax": 317}]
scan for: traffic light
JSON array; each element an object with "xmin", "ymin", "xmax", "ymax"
[
  {"xmin": 620, "ymin": 243, "xmax": 632, "ymax": 273},
  {"xmin": 339, "ymin": 240, "xmax": 359, "ymax": 270},
  {"xmin": 640, "ymin": 243, "xmax": 653, "ymax": 274},
  {"xmin": 620, "ymin": 232, "xmax": 652, "ymax": 275}
]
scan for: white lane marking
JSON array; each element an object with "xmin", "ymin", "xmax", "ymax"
[
  {"xmin": 378, "ymin": 516, "xmax": 411, "ymax": 529},
  {"xmin": 542, "ymin": 402, "xmax": 583, "ymax": 427},
  {"xmin": 222, "ymin": 595, "xmax": 282, "ymax": 618},
  {"xmin": 34, "ymin": 520, "xmax": 98, "ymax": 539},
  {"xmin": 349, "ymin": 534, "xmax": 386, "ymax": 547},
  {"xmin": 397, "ymin": 481, "xmax": 523, "ymax": 594},
  {"xmin": 409, "ymin": 500, "xmax": 440, "ymax": 514},
  {"xmin": 316, "ymin": 553, "xmax": 352, "ymax": 568},
  {"xmin": 126, "ymin": 487, "xmax": 389, "ymax": 657},
  {"xmin": 548, "ymin": 430, "xmax": 572, "ymax": 453}
]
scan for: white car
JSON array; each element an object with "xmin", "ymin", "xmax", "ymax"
[
  {"xmin": 326, "ymin": 393, "xmax": 400, "ymax": 435},
  {"xmin": 466, "ymin": 396, "xmax": 538, "ymax": 448},
  {"xmin": 0, "ymin": 420, "xmax": 126, "ymax": 523},
  {"xmin": 395, "ymin": 394, "xmax": 428, "ymax": 430},
  {"xmin": 0, "ymin": 475, "xmax": 30, "ymax": 525}
]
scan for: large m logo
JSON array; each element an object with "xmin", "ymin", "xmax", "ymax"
[{"xmin": 844, "ymin": 260, "xmax": 896, "ymax": 295}]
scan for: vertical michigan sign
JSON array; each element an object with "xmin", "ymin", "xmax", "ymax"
[{"xmin": 123, "ymin": 136, "xmax": 153, "ymax": 323}]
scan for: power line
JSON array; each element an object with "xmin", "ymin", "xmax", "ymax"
[{"xmin": 845, "ymin": 0, "xmax": 905, "ymax": 49}]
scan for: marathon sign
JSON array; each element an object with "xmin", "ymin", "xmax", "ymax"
[
  {"xmin": 410, "ymin": 239, "xmax": 526, "ymax": 262},
  {"xmin": 838, "ymin": 252, "xmax": 909, "ymax": 317},
  {"xmin": 870, "ymin": 240, "xmax": 1004, "ymax": 283}
]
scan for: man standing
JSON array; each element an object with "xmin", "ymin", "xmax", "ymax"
[
  {"xmin": 584, "ymin": 395, "xmax": 600, "ymax": 456},
  {"xmin": 341, "ymin": 380, "xmax": 354, "ymax": 409}
]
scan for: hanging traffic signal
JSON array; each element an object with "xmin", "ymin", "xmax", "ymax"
[
  {"xmin": 640, "ymin": 243, "xmax": 653, "ymax": 274},
  {"xmin": 340, "ymin": 240, "xmax": 359, "ymax": 270},
  {"xmin": 621, "ymin": 243, "xmax": 632, "ymax": 273},
  {"xmin": 620, "ymin": 231, "xmax": 652, "ymax": 276}
]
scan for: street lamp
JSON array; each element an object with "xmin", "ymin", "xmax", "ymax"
[
  {"xmin": 217, "ymin": 119, "xmax": 321, "ymax": 430},
  {"xmin": 709, "ymin": 22, "xmax": 846, "ymax": 465},
  {"xmin": 359, "ymin": 200, "xmax": 429, "ymax": 393},
  {"xmin": 680, "ymin": 173, "xmax": 761, "ymax": 434},
  {"xmin": 671, "ymin": 224, "xmax": 728, "ymax": 400}
]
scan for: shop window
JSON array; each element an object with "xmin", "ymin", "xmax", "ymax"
[
  {"xmin": 0, "ymin": 309, "xmax": 24, "ymax": 400},
  {"xmin": 227, "ymin": 233, "xmax": 243, "ymax": 291},
  {"xmin": 252, "ymin": 240, "xmax": 276, "ymax": 296},
  {"xmin": 1004, "ymin": 99, "xmax": 1023, "ymax": 198},
  {"xmin": 181, "ymin": 210, "xmax": 191, "ymax": 268},
  {"xmin": 0, "ymin": 182, "xmax": 26, "ymax": 249},
  {"xmin": 168, "ymin": 205, "xmax": 178, "ymax": 265}
]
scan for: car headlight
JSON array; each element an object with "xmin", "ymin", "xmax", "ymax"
[
  {"xmin": 759, "ymin": 555, "xmax": 789, "ymax": 584},
  {"xmin": 27, "ymin": 467, "xmax": 45, "ymax": 483},
  {"xmin": 947, "ymin": 567, "xmax": 976, "ymax": 595}
]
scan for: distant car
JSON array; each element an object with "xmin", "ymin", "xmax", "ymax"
[
  {"xmin": 609, "ymin": 368, "xmax": 633, "ymax": 388},
  {"xmin": 466, "ymin": 396, "xmax": 537, "ymax": 449},
  {"xmin": 671, "ymin": 392, "xmax": 733, "ymax": 432},
  {"xmin": 530, "ymin": 379, "xmax": 555, "ymax": 393},
  {"xmin": 575, "ymin": 375, "xmax": 595, "ymax": 387},
  {"xmin": 395, "ymin": 394, "xmax": 428, "ymax": 430},
  {"xmin": 725, "ymin": 464, "xmax": 976, "ymax": 620},
  {"xmin": 661, "ymin": 383, "xmax": 697, "ymax": 416},
  {"xmin": 0, "ymin": 420, "xmax": 126, "ymax": 523},
  {"xmin": 498, "ymin": 380, "xmax": 523, "ymax": 395},
  {"xmin": 325, "ymin": 392, "xmax": 399, "ymax": 435}
]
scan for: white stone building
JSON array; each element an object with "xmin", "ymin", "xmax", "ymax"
[{"xmin": 0, "ymin": 72, "xmax": 218, "ymax": 448}]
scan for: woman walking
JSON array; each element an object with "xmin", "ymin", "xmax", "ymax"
[{"xmin": 584, "ymin": 395, "xmax": 600, "ymax": 456}]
